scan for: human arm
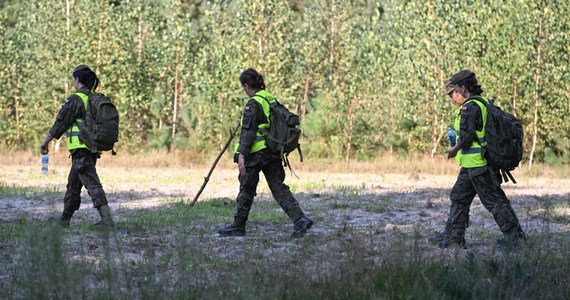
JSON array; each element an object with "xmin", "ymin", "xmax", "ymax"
[
  {"xmin": 40, "ymin": 133, "xmax": 53, "ymax": 154},
  {"xmin": 446, "ymin": 102, "xmax": 483, "ymax": 159},
  {"xmin": 236, "ymin": 99, "xmax": 264, "ymax": 155},
  {"xmin": 238, "ymin": 153, "xmax": 246, "ymax": 175},
  {"xmin": 459, "ymin": 102, "xmax": 483, "ymax": 147},
  {"xmin": 40, "ymin": 94, "xmax": 85, "ymax": 153},
  {"xmin": 236, "ymin": 99, "xmax": 265, "ymax": 175},
  {"xmin": 445, "ymin": 143, "xmax": 462, "ymax": 159}
]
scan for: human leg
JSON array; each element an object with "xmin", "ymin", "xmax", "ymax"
[
  {"xmin": 74, "ymin": 150, "xmax": 114, "ymax": 227},
  {"xmin": 218, "ymin": 155, "xmax": 262, "ymax": 236},
  {"xmin": 437, "ymin": 168, "xmax": 476, "ymax": 248},
  {"xmin": 231, "ymin": 171, "xmax": 259, "ymax": 229},
  {"xmin": 262, "ymin": 158, "xmax": 304, "ymax": 222},
  {"xmin": 262, "ymin": 154, "xmax": 312, "ymax": 237},
  {"xmin": 60, "ymin": 162, "xmax": 83, "ymax": 225},
  {"xmin": 472, "ymin": 168, "xmax": 525, "ymax": 242}
]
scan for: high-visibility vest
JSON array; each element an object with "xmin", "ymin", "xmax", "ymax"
[
  {"xmin": 454, "ymin": 96, "xmax": 489, "ymax": 168},
  {"xmin": 65, "ymin": 92, "xmax": 89, "ymax": 151},
  {"xmin": 234, "ymin": 90, "xmax": 275, "ymax": 154}
]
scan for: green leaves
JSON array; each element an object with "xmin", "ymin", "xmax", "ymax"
[{"xmin": 0, "ymin": 0, "xmax": 568, "ymax": 163}]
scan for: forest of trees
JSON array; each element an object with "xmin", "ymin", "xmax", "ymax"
[{"xmin": 1, "ymin": 0, "xmax": 568, "ymax": 166}]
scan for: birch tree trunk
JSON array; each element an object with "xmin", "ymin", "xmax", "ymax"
[
  {"xmin": 302, "ymin": 76, "xmax": 309, "ymax": 119},
  {"xmin": 172, "ymin": 49, "xmax": 180, "ymax": 139},
  {"xmin": 55, "ymin": 0, "xmax": 72, "ymax": 153},
  {"xmin": 528, "ymin": 12, "xmax": 543, "ymax": 168}
]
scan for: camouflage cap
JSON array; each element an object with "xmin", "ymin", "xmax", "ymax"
[
  {"xmin": 444, "ymin": 80, "xmax": 455, "ymax": 95},
  {"xmin": 445, "ymin": 69, "xmax": 476, "ymax": 95},
  {"xmin": 449, "ymin": 69, "xmax": 475, "ymax": 85}
]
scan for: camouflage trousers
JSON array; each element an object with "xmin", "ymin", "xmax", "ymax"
[
  {"xmin": 62, "ymin": 149, "xmax": 108, "ymax": 217},
  {"xmin": 444, "ymin": 167, "xmax": 523, "ymax": 238},
  {"xmin": 234, "ymin": 149, "xmax": 304, "ymax": 227}
]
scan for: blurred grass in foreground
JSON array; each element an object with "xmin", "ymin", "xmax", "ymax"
[
  {"xmin": 1, "ymin": 198, "xmax": 570, "ymax": 299},
  {"xmin": 1, "ymin": 151, "xmax": 569, "ymax": 299}
]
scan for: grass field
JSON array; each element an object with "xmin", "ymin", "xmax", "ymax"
[{"xmin": 1, "ymin": 151, "xmax": 570, "ymax": 299}]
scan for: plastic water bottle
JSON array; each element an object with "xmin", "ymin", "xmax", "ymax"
[
  {"xmin": 41, "ymin": 154, "xmax": 49, "ymax": 175},
  {"xmin": 447, "ymin": 127, "xmax": 457, "ymax": 147}
]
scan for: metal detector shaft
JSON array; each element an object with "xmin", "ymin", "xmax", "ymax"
[{"xmin": 189, "ymin": 123, "xmax": 240, "ymax": 207}]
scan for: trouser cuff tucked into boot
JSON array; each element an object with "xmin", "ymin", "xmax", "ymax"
[
  {"xmin": 498, "ymin": 224, "xmax": 526, "ymax": 249},
  {"xmin": 291, "ymin": 215, "xmax": 313, "ymax": 238},
  {"xmin": 59, "ymin": 211, "xmax": 73, "ymax": 227},
  {"xmin": 49, "ymin": 213, "xmax": 71, "ymax": 228},
  {"xmin": 438, "ymin": 229, "xmax": 466, "ymax": 249},
  {"xmin": 92, "ymin": 205, "xmax": 115, "ymax": 228},
  {"xmin": 429, "ymin": 226, "xmax": 452, "ymax": 244}
]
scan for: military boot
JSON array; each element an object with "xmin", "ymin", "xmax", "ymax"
[
  {"xmin": 92, "ymin": 205, "xmax": 115, "ymax": 229},
  {"xmin": 438, "ymin": 229, "xmax": 466, "ymax": 249},
  {"xmin": 429, "ymin": 227, "xmax": 452, "ymax": 245},
  {"xmin": 218, "ymin": 223, "xmax": 246, "ymax": 237},
  {"xmin": 497, "ymin": 224, "xmax": 526, "ymax": 250},
  {"xmin": 515, "ymin": 224, "xmax": 527, "ymax": 240},
  {"xmin": 49, "ymin": 213, "xmax": 71, "ymax": 228},
  {"xmin": 291, "ymin": 215, "xmax": 313, "ymax": 238}
]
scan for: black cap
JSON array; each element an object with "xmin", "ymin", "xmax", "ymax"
[
  {"xmin": 444, "ymin": 80, "xmax": 455, "ymax": 95},
  {"xmin": 71, "ymin": 64, "xmax": 91, "ymax": 76},
  {"xmin": 445, "ymin": 70, "xmax": 475, "ymax": 95},
  {"xmin": 449, "ymin": 69, "xmax": 475, "ymax": 85}
]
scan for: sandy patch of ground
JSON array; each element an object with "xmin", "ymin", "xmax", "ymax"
[
  {"xmin": 1, "ymin": 162, "xmax": 570, "ymax": 293},
  {"xmin": 2, "ymin": 163, "xmax": 570, "ymax": 232}
]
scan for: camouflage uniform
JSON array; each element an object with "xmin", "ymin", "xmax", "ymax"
[
  {"xmin": 63, "ymin": 149, "xmax": 108, "ymax": 216},
  {"xmin": 234, "ymin": 148, "xmax": 304, "ymax": 226},
  {"xmin": 445, "ymin": 166, "xmax": 524, "ymax": 241},
  {"xmin": 48, "ymin": 87, "xmax": 109, "ymax": 220},
  {"xmin": 219, "ymin": 92, "xmax": 312, "ymax": 237},
  {"xmin": 437, "ymin": 98, "xmax": 525, "ymax": 247}
]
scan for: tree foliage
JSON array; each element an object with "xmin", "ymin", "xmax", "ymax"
[{"xmin": 1, "ymin": 0, "xmax": 568, "ymax": 164}]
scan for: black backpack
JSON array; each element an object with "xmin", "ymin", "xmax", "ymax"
[
  {"xmin": 76, "ymin": 91, "xmax": 119, "ymax": 154},
  {"xmin": 470, "ymin": 96, "xmax": 523, "ymax": 183},
  {"xmin": 256, "ymin": 95, "xmax": 303, "ymax": 167}
]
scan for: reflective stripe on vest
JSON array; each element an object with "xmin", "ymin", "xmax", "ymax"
[
  {"xmin": 66, "ymin": 92, "xmax": 90, "ymax": 151},
  {"xmin": 454, "ymin": 96, "xmax": 488, "ymax": 168},
  {"xmin": 234, "ymin": 90, "xmax": 275, "ymax": 154}
]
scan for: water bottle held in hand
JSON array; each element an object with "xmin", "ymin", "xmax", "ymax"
[
  {"xmin": 41, "ymin": 154, "xmax": 49, "ymax": 175},
  {"xmin": 447, "ymin": 127, "xmax": 457, "ymax": 147}
]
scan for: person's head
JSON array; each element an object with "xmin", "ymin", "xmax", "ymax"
[
  {"xmin": 445, "ymin": 69, "xmax": 484, "ymax": 105},
  {"xmin": 71, "ymin": 64, "xmax": 99, "ymax": 91},
  {"xmin": 239, "ymin": 68, "xmax": 265, "ymax": 97}
]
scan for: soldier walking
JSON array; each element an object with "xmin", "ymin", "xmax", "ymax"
[
  {"xmin": 432, "ymin": 70, "xmax": 525, "ymax": 248},
  {"xmin": 218, "ymin": 68, "xmax": 313, "ymax": 237},
  {"xmin": 40, "ymin": 64, "xmax": 115, "ymax": 228}
]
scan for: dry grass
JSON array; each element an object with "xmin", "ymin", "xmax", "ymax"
[
  {"xmin": 4, "ymin": 150, "xmax": 568, "ymax": 177},
  {"xmin": 1, "ymin": 150, "xmax": 570, "ymax": 299}
]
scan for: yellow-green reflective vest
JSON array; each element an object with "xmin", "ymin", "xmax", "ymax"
[
  {"xmin": 234, "ymin": 90, "xmax": 275, "ymax": 154},
  {"xmin": 454, "ymin": 96, "xmax": 488, "ymax": 168},
  {"xmin": 66, "ymin": 92, "xmax": 90, "ymax": 151}
]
